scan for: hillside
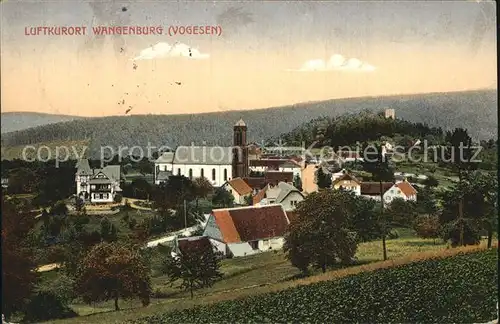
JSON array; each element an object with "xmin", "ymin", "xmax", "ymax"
[
  {"xmin": 0, "ymin": 112, "xmax": 84, "ymax": 133},
  {"xmin": 1, "ymin": 90, "xmax": 496, "ymax": 160}
]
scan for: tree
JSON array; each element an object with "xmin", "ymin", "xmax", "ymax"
[
  {"xmin": 193, "ymin": 177, "xmax": 214, "ymax": 210},
  {"xmin": 415, "ymin": 187, "xmax": 439, "ymax": 215},
  {"xmin": 422, "ymin": 175, "xmax": 439, "ymax": 188},
  {"xmin": 2, "ymin": 197, "xmax": 39, "ymax": 320},
  {"xmin": 7, "ymin": 167, "xmax": 39, "ymax": 194},
  {"xmin": 212, "ymin": 188, "xmax": 234, "ymax": 208},
  {"xmin": 75, "ymin": 242, "xmax": 151, "ymax": 311},
  {"xmin": 413, "ymin": 215, "xmax": 441, "ymax": 243},
  {"xmin": 347, "ymin": 196, "xmax": 381, "ymax": 242},
  {"xmin": 362, "ymin": 143, "xmax": 394, "ymax": 260},
  {"xmin": 439, "ymin": 171, "xmax": 498, "ymax": 248},
  {"xmin": 284, "ymin": 190, "xmax": 358, "ymax": 274},
  {"xmin": 293, "ymin": 174, "xmax": 303, "ymax": 191},
  {"xmin": 153, "ymin": 176, "xmax": 196, "ymax": 212},
  {"xmin": 75, "ymin": 196, "xmax": 84, "ymax": 212},
  {"xmin": 161, "ymin": 242, "xmax": 223, "ymax": 298},
  {"xmin": 315, "ymin": 167, "xmax": 332, "ymax": 189},
  {"xmin": 100, "ymin": 217, "xmax": 118, "ymax": 242},
  {"xmin": 442, "ymin": 128, "xmax": 478, "ymax": 246},
  {"xmin": 386, "ymin": 198, "xmax": 419, "ymax": 228},
  {"xmin": 113, "ymin": 193, "xmax": 123, "ymax": 203},
  {"xmin": 243, "ymin": 194, "xmax": 253, "ymax": 206}
]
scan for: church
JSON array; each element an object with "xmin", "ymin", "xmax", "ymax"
[{"xmin": 154, "ymin": 119, "xmax": 249, "ymax": 187}]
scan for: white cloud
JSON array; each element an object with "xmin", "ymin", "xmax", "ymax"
[
  {"xmin": 132, "ymin": 42, "xmax": 209, "ymax": 61},
  {"xmin": 288, "ymin": 54, "xmax": 376, "ymax": 72}
]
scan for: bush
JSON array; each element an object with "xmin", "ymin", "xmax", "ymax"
[
  {"xmin": 114, "ymin": 193, "xmax": 123, "ymax": 203},
  {"xmin": 131, "ymin": 248, "xmax": 498, "ymax": 324},
  {"xmin": 441, "ymin": 219, "xmax": 481, "ymax": 247},
  {"xmin": 23, "ymin": 291, "xmax": 77, "ymax": 322},
  {"xmin": 387, "ymin": 229, "xmax": 399, "ymax": 240},
  {"xmin": 414, "ymin": 215, "xmax": 441, "ymax": 240}
]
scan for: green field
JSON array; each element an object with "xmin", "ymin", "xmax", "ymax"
[
  {"xmin": 46, "ymin": 229, "xmax": 475, "ymax": 324},
  {"xmin": 131, "ymin": 247, "xmax": 498, "ymax": 324}
]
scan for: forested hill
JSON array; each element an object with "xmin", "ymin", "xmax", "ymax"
[
  {"xmin": 0, "ymin": 112, "xmax": 85, "ymax": 133},
  {"xmin": 1, "ymin": 89, "xmax": 496, "ymax": 159}
]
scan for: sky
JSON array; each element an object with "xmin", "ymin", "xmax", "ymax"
[{"xmin": 0, "ymin": 0, "xmax": 497, "ymax": 117}]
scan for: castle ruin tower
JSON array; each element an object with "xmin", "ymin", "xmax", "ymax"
[
  {"xmin": 232, "ymin": 118, "xmax": 249, "ymax": 179},
  {"xmin": 385, "ymin": 108, "xmax": 395, "ymax": 119}
]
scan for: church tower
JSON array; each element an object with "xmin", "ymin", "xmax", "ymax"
[{"xmin": 232, "ymin": 118, "xmax": 249, "ymax": 179}]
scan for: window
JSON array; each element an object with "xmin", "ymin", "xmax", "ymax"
[
  {"xmin": 200, "ymin": 168, "xmax": 204, "ymax": 178},
  {"xmin": 99, "ymin": 193, "xmax": 104, "ymax": 199},
  {"xmin": 189, "ymin": 169, "xmax": 193, "ymax": 179},
  {"xmin": 224, "ymin": 169, "xmax": 228, "ymax": 181},
  {"xmin": 177, "ymin": 168, "xmax": 181, "ymax": 175},
  {"xmin": 212, "ymin": 168, "xmax": 216, "ymax": 181}
]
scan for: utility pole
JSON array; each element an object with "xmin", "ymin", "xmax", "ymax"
[
  {"xmin": 184, "ymin": 199, "xmax": 187, "ymax": 231},
  {"xmin": 459, "ymin": 197, "xmax": 464, "ymax": 246}
]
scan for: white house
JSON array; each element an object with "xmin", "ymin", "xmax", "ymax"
[
  {"xmin": 222, "ymin": 177, "xmax": 253, "ymax": 205},
  {"xmin": 383, "ymin": 180, "xmax": 418, "ymax": 204},
  {"xmin": 154, "ymin": 151, "xmax": 175, "ymax": 185},
  {"xmin": 253, "ymin": 182, "xmax": 304, "ymax": 211},
  {"xmin": 75, "ymin": 159, "xmax": 122, "ymax": 203},
  {"xmin": 203, "ymin": 204, "xmax": 291, "ymax": 258},
  {"xmin": 249, "ymin": 159, "xmax": 302, "ymax": 178}
]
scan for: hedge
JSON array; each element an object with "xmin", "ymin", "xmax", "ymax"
[{"xmin": 131, "ymin": 248, "xmax": 498, "ymax": 323}]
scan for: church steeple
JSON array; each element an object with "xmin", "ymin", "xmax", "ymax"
[{"xmin": 232, "ymin": 119, "xmax": 248, "ymax": 179}]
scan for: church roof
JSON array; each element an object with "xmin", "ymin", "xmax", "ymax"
[
  {"xmin": 172, "ymin": 146, "xmax": 233, "ymax": 165},
  {"xmin": 155, "ymin": 152, "xmax": 175, "ymax": 163},
  {"xmin": 234, "ymin": 118, "xmax": 246, "ymax": 127}
]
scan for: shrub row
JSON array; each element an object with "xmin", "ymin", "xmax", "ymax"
[{"xmin": 131, "ymin": 248, "xmax": 498, "ymax": 324}]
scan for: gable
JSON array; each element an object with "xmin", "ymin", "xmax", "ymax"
[{"xmin": 203, "ymin": 215, "xmax": 224, "ymax": 242}]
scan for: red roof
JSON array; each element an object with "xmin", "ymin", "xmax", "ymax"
[
  {"xmin": 360, "ymin": 182, "xmax": 394, "ymax": 195},
  {"xmin": 252, "ymin": 185, "xmax": 268, "ymax": 205},
  {"xmin": 211, "ymin": 205, "xmax": 289, "ymax": 243},
  {"xmin": 177, "ymin": 236, "xmax": 212, "ymax": 255},
  {"xmin": 243, "ymin": 177, "xmax": 268, "ymax": 190},
  {"xmin": 396, "ymin": 181, "xmax": 417, "ymax": 197},
  {"xmin": 227, "ymin": 177, "xmax": 253, "ymax": 196}
]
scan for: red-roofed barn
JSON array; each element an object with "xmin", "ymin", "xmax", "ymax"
[{"xmin": 203, "ymin": 204, "xmax": 292, "ymax": 258}]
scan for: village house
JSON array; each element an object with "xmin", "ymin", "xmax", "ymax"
[
  {"xmin": 249, "ymin": 158, "xmax": 302, "ymax": 178},
  {"xmin": 75, "ymin": 159, "xmax": 122, "ymax": 203},
  {"xmin": 203, "ymin": 204, "xmax": 291, "ymax": 258},
  {"xmin": 360, "ymin": 182, "xmax": 394, "ymax": 201},
  {"xmin": 383, "ymin": 179, "xmax": 418, "ymax": 203},
  {"xmin": 331, "ymin": 172, "xmax": 362, "ymax": 196},
  {"xmin": 222, "ymin": 177, "xmax": 253, "ymax": 205},
  {"xmin": 253, "ymin": 182, "xmax": 304, "ymax": 211},
  {"xmin": 153, "ymin": 119, "xmax": 249, "ymax": 187}
]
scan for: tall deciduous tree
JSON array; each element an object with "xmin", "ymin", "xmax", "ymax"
[
  {"xmin": 161, "ymin": 242, "xmax": 222, "ymax": 298},
  {"xmin": 193, "ymin": 177, "xmax": 214, "ymax": 210},
  {"xmin": 2, "ymin": 197, "xmax": 39, "ymax": 320},
  {"xmin": 75, "ymin": 242, "xmax": 151, "ymax": 311},
  {"xmin": 362, "ymin": 143, "xmax": 394, "ymax": 260},
  {"xmin": 315, "ymin": 167, "xmax": 332, "ymax": 189},
  {"xmin": 284, "ymin": 190, "xmax": 358, "ymax": 274}
]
